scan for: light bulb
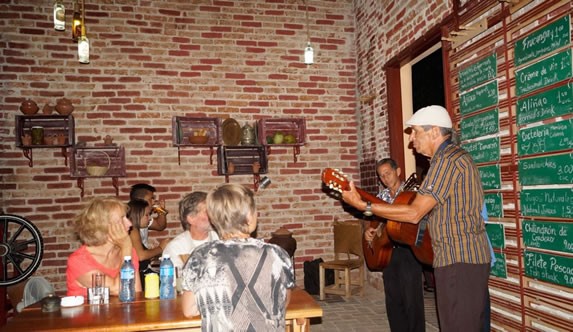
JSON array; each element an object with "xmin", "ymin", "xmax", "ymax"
[{"xmin": 304, "ymin": 42, "xmax": 314, "ymax": 65}]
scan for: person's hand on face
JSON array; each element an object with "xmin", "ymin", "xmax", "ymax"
[{"xmin": 108, "ymin": 213, "xmax": 132, "ymax": 249}]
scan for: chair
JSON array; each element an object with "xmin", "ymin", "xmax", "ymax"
[{"xmin": 319, "ymin": 220, "xmax": 365, "ymax": 300}]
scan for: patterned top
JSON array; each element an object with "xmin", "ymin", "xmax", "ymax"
[
  {"xmin": 417, "ymin": 141, "xmax": 491, "ymax": 267},
  {"xmin": 181, "ymin": 237, "xmax": 295, "ymax": 332},
  {"xmin": 376, "ymin": 182, "xmax": 406, "ymax": 203}
]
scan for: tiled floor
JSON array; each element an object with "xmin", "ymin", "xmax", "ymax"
[{"xmin": 309, "ymin": 284, "xmax": 439, "ymax": 331}]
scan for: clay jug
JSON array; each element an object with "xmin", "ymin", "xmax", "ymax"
[
  {"xmin": 55, "ymin": 98, "xmax": 74, "ymax": 115},
  {"xmin": 20, "ymin": 99, "xmax": 39, "ymax": 115}
]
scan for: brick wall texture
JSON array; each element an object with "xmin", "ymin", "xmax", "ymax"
[{"xmin": 1, "ymin": 0, "xmax": 451, "ymax": 292}]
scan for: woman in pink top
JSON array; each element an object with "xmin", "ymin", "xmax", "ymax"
[{"xmin": 66, "ymin": 197, "xmax": 142, "ymax": 297}]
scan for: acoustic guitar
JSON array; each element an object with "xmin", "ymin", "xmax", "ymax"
[{"xmin": 322, "ymin": 168, "xmax": 434, "ymax": 268}]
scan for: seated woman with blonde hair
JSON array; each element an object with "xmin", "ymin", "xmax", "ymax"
[{"xmin": 66, "ymin": 197, "xmax": 142, "ymax": 297}]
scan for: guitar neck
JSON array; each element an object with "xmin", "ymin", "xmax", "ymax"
[{"xmin": 355, "ymin": 187, "xmax": 386, "ymax": 205}]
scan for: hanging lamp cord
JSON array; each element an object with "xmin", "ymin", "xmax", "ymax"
[{"xmin": 305, "ymin": 0, "xmax": 310, "ymax": 43}]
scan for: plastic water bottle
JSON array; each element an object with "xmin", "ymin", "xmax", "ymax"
[
  {"xmin": 160, "ymin": 254, "xmax": 175, "ymax": 299},
  {"xmin": 119, "ymin": 256, "xmax": 135, "ymax": 302}
]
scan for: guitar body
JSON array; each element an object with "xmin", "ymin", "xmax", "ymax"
[
  {"xmin": 362, "ymin": 220, "xmax": 393, "ymax": 271},
  {"xmin": 385, "ymin": 192, "xmax": 434, "ymax": 266},
  {"xmin": 322, "ymin": 168, "xmax": 434, "ymax": 267}
]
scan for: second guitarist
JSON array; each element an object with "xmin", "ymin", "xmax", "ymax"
[{"xmin": 370, "ymin": 158, "xmax": 425, "ymax": 332}]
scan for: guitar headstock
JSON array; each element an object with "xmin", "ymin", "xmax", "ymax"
[{"xmin": 321, "ymin": 168, "xmax": 350, "ymax": 193}]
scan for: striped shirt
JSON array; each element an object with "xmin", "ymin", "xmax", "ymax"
[{"xmin": 417, "ymin": 141, "xmax": 491, "ymax": 267}]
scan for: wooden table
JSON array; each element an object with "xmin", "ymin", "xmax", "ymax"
[{"xmin": 1, "ymin": 288, "xmax": 322, "ymax": 331}]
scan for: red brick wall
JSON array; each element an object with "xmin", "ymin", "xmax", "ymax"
[{"xmin": 0, "ymin": 0, "xmax": 358, "ymax": 291}]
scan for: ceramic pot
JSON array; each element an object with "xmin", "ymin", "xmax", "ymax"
[
  {"xmin": 42, "ymin": 103, "xmax": 54, "ymax": 115},
  {"xmin": 21, "ymin": 134, "xmax": 32, "ymax": 146},
  {"xmin": 55, "ymin": 98, "xmax": 74, "ymax": 115},
  {"xmin": 20, "ymin": 99, "xmax": 39, "ymax": 115}
]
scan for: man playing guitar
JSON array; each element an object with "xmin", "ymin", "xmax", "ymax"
[{"xmin": 369, "ymin": 158, "xmax": 425, "ymax": 332}]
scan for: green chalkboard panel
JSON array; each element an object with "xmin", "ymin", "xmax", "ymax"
[
  {"xmin": 459, "ymin": 54, "xmax": 497, "ymax": 92},
  {"xmin": 514, "ymin": 15, "xmax": 571, "ymax": 67},
  {"xmin": 523, "ymin": 220, "xmax": 573, "ymax": 254},
  {"xmin": 460, "ymin": 80, "xmax": 498, "ymax": 115},
  {"xmin": 486, "ymin": 223, "xmax": 505, "ymax": 249},
  {"xmin": 521, "ymin": 188, "xmax": 573, "ymax": 219},
  {"xmin": 491, "ymin": 252, "xmax": 507, "ymax": 278},
  {"xmin": 519, "ymin": 153, "xmax": 573, "ymax": 185},
  {"xmin": 463, "ymin": 137, "xmax": 500, "ymax": 163},
  {"xmin": 479, "ymin": 164, "xmax": 501, "ymax": 190},
  {"xmin": 517, "ymin": 119, "xmax": 573, "ymax": 156},
  {"xmin": 515, "ymin": 49, "xmax": 573, "ymax": 96},
  {"xmin": 517, "ymin": 83, "xmax": 573, "ymax": 125},
  {"xmin": 485, "ymin": 193, "xmax": 503, "ymax": 218},
  {"xmin": 461, "ymin": 109, "xmax": 499, "ymax": 140},
  {"xmin": 524, "ymin": 250, "xmax": 573, "ymax": 287}
]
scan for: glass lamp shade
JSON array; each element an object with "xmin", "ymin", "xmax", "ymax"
[{"xmin": 304, "ymin": 42, "xmax": 314, "ymax": 65}]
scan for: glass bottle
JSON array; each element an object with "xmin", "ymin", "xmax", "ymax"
[
  {"xmin": 53, "ymin": 0, "xmax": 65, "ymax": 31},
  {"xmin": 78, "ymin": 25, "xmax": 90, "ymax": 64},
  {"xmin": 71, "ymin": 0, "xmax": 81, "ymax": 42}
]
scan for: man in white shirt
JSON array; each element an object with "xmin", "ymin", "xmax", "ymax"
[{"xmin": 163, "ymin": 192, "xmax": 219, "ymax": 269}]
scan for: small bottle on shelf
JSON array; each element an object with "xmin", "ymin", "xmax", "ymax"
[
  {"xmin": 78, "ymin": 25, "xmax": 90, "ymax": 64},
  {"xmin": 53, "ymin": 0, "xmax": 65, "ymax": 31},
  {"xmin": 71, "ymin": 0, "xmax": 81, "ymax": 42}
]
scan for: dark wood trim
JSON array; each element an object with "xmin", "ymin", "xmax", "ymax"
[{"xmin": 385, "ymin": 66, "xmax": 405, "ymax": 177}]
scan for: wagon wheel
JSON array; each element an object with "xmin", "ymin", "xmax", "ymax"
[{"xmin": 0, "ymin": 214, "xmax": 44, "ymax": 286}]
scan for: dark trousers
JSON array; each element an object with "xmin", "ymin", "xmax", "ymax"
[
  {"xmin": 383, "ymin": 246, "xmax": 425, "ymax": 332},
  {"xmin": 434, "ymin": 263, "xmax": 490, "ymax": 332}
]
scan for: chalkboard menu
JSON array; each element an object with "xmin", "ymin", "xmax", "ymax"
[
  {"xmin": 515, "ymin": 49, "xmax": 573, "ymax": 96},
  {"xmin": 516, "ymin": 83, "xmax": 573, "ymax": 125},
  {"xmin": 514, "ymin": 15, "xmax": 571, "ymax": 67},
  {"xmin": 518, "ymin": 153, "xmax": 573, "ymax": 185},
  {"xmin": 491, "ymin": 252, "xmax": 507, "ymax": 279},
  {"xmin": 459, "ymin": 54, "xmax": 497, "ymax": 91},
  {"xmin": 517, "ymin": 119, "xmax": 573, "ymax": 156},
  {"xmin": 485, "ymin": 193, "xmax": 503, "ymax": 218},
  {"xmin": 463, "ymin": 137, "xmax": 500, "ymax": 163},
  {"xmin": 460, "ymin": 80, "xmax": 498, "ymax": 115},
  {"xmin": 460, "ymin": 108, "xmax": 499, "ymax": 140},
  {"xmin": 524, "ymin": 250, "xmax": 573, "ymax": 287},
  {"xmin": 479, "ymin": 164, "xmax": 501, "ymax": 190},
  {"xmin": 486, "ymin": 223, "xmax": 505, "ymax": 249},
  {"xmin": 521, "ymin": 188, "xmax": 573, "ymax": 219},
  {"xmin": 523, "ymin": 220, "xmax": 573, "ymax": 254}
]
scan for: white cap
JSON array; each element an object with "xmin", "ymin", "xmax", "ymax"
[
  {"xmin": 124, "ymin": 256, "xmax": 131, "ymax": 261},
  {"xmin": 405, "ymin": 105, "xmax": 452, "ymax": 129},
  {"xmin": 162, "ymin": 254, "xmax": 170, "ymax": 259}
]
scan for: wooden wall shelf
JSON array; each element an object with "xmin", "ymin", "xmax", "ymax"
[
  {"xmin": 15, "ymin": 115, "xmax": 75, "ymax": 167},
  {"xmin": 217, "ymin": 146, "xmax": 268, "ymax": 190},
  {"xmin": 172, "ymin": 116, "xmax": 221, "ymax": 165},
  {"xmin": 257, "ymin": 118, "xmax": 306, "ymax": 162},
  {"xmin": 70, "ymin": 145, "xmax": 126, "ymax": 197}
]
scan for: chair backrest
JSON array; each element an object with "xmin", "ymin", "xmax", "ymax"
[{"xmin": 333, "ymin": 220, "xmax": 364, "ymax": 260}]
